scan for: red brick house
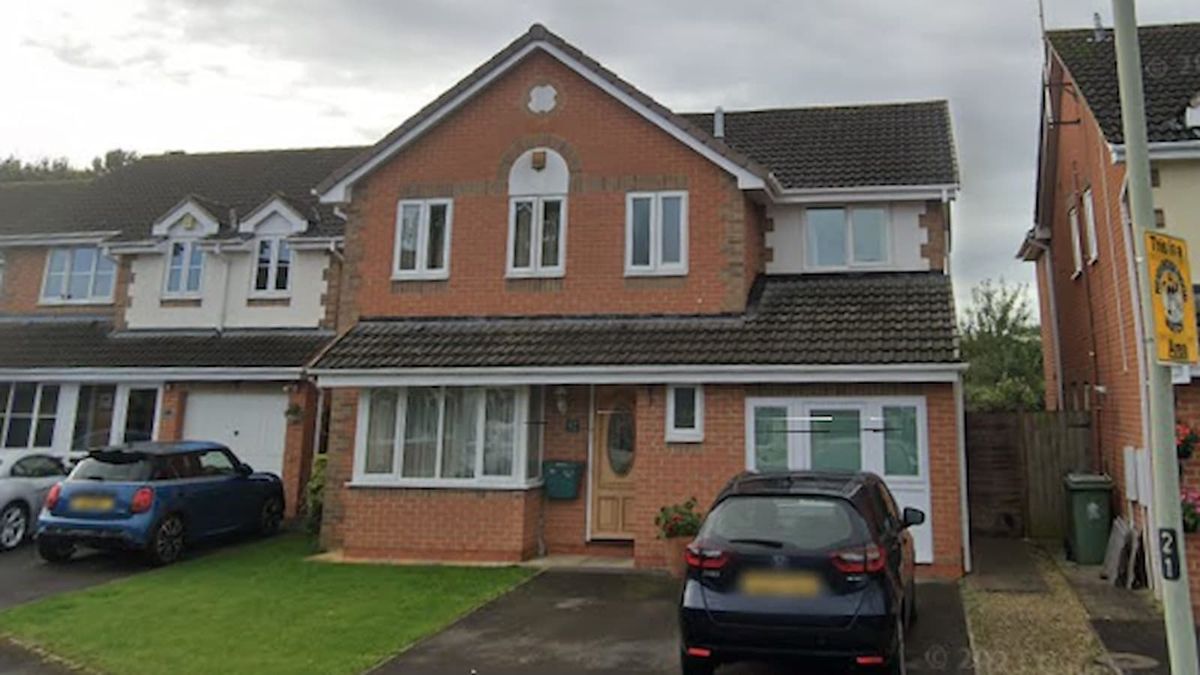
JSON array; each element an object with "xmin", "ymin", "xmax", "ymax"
[
  {"xmin": 1020, "ymin": 22, "xmax": 1200, "ymax": 603},
  {"xmin": 311, "ymin": 25, "xmax": 969, "ymax": 577}
]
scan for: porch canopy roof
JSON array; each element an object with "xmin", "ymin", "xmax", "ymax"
[
  {"xmin": 312, "ymin": 272, "xmax": 960, "ymax": 377},
  {"xmin": 0, "ymin": 316, "xmax": 332, "ymax": 377}
]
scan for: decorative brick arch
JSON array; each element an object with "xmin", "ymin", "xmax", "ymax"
[{"xmin": 495, "ymin": 135, "xmax": 583, "ymax": 187}]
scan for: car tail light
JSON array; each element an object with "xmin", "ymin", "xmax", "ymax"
[
  {"xmin": 684, "ymin": 542, "xmax": 731, "ymax": 571},
  {"xmin": 685, "ymin": 647, "xmax": 712, "ymax": 658},
  {"xmin": 131, "ymin": 487, "xmax": 154, "ymax": 514},
  {"xmin": 856, "ymin": 655, "xmax": 885, "ymax": 666},
  {"xmin": 45, "ymin": 483, "xmax": 62, "ymax": 510},
  {"xmin": 831, "ymin": 543, "xmax": 886, "ymax": 574}
]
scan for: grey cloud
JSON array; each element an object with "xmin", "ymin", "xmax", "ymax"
[{"xmin": 24, "ymin": 37, "xmax": 120, "ymax": 70}]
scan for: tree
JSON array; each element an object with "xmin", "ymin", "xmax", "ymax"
[
  {"xmin": 960, "ymin": 279, "xmax": 1045, "ymax": 412},
  {"xmin": 0, "ymin": 148, "xmax": 139, "ymax": 183}
]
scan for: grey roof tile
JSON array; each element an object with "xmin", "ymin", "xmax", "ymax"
[
  {"xmin": 1048, "ymin": 23, "xmax": 1200, "ymax": 144},
  {"xmin": 314, "ymin": 272, "xmax": 960, "ymax": 370}
]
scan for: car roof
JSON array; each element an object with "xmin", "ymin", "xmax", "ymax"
[
  {"xmin": 716, "ymin": 470, "xmax": 881, "ymax": 501},
  {"xmin": 91, "ymin": 440, "xmax": 229, "ymax": 456}
]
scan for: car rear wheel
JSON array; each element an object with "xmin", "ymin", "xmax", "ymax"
[
  {"xmin": 146, "ymin": 515, "xmax": 185, "ymax": 566},
  {"xmin": 0, "ymin": 503, "xmax": 28, "ymax": 551},
  {"xmin": 258, "ymin": 496, "xmax": 283, "ymax": 536},
  {"xmin": 37, "ymin": 537, "xmax": 75, "ymax": 563}
]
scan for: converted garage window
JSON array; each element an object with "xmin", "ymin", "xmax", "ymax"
[
  {"xmin": 356, "ymin": 386, "xmax": 543, "ymax": 487},
  {"xmin": 42, "ymin": 247, "xmax": 116, "ymax": 303},
  {"xmin": 0, "ymin": 383, "xmax": 59, "ymax": 449}
]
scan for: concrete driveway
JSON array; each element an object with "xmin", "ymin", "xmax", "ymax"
[
  {"xmin": 0, "ymin": 543, "xmax": 140, "ymax": 611},
  {"xmin": 378, "ymin": 570, "xmax": 973, "ymax": 675}
]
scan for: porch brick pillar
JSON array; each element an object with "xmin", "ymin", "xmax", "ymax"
[
  {"xmin": 281, "ymin": 382, "xmax": 318, "ymax": 519},
  {"xmin": 158, "ymin": 384, "xmax": 187, "ymax": 442}
]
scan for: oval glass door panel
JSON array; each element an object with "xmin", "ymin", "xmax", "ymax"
[{"xmin": 607, "ymin": 409, "xmax": 635, "ymax": 476}]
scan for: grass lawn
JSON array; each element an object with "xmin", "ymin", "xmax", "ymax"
[{"xmin": 0, "ymin": 535, "xmax": 533, "ymax": 675}]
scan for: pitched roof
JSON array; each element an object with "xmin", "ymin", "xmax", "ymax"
[
  {"xmin": 313, "ymin": 272, "xmax": 959, "ymax": 370},
  {"xmin": 0, "ymin": 318, "xmax": 332, "ymax": 369},
  {"xmin": 1047, "ymin": 23, "xmax": 1200, "ymax": 144},
  {"xmin": 0, "ymin": 146, "xmax": 365, "ymax": 240},
  {"xmin": 681, "ymin": 102, "xmax": 959, "ymax": 189}
]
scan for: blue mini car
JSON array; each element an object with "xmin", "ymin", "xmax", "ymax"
[{"xmin": 36, "ymin": 441, "xmax": 285, "ymax": 566}]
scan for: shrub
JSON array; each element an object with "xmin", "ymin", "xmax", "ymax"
[
  {"xmin": 655, "ymin": 497, "xmax": 702, "ymax": 539},
  {"xmin": 304, "ymin": 454, "xmax": 327, "ymax": 536}
]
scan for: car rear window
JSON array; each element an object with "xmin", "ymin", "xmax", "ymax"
[
  {"xmin": 699, "ymin": 495, "xmax": 865, "ymax": 551},
  {"xmin": 69, "ymin": 453, "xmax": 153, "ymax": 482}
]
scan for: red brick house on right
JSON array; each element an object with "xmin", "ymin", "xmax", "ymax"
[{"xmin": 1020, "ymin": 21, "xmax": 1200, "ymax": 606}]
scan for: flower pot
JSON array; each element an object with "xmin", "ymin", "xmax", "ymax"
[{"xmin": 666, "ymin": 536, "xmax": 693, "ymax": 579}]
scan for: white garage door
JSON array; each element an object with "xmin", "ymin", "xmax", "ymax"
[
  {"xmin": 183, "ymin": 387, "xmax": 288, "ymax": 477},
  {"xmin": 744, "ymin": 396, "xmax": 935, "ymax": 563}
]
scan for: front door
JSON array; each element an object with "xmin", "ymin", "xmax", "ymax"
[{"xmin": 590, "ymin": 388, "xmax": 636, "ymax": 540}]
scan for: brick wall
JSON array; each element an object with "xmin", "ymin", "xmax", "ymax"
[
  {"xmin": 1036, "ymin": 56, "xmax": 1143, "ymax": 516},
  {"xmin": 0, "ymin": 247, "xmax": 122, "ymax": 317},
  {"xmin": 918, "ymin": 200, "xmax": 950, "ymax": 272},
  {"xmin": 335, "ymin": 50, "xmax": 759, "ymax": 329}
]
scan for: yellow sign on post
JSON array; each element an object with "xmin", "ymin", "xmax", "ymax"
[{"xmin": 1146, "ymin": 232, "xmax": 1199, "ymax": 364}]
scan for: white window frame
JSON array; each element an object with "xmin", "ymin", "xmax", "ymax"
[
  {"xmin": 0, "ymin": 382, "xmax": 60, "ymax": 450},
  {"xmin": 392, "ymin": 198, "xmax": 453, "ymax": 280},
  {"xmin": 1068, "ymin": 205, "xmax": 1083, "ymax": 278},
  {"xmin": 251, "ymin": 238, "xmax": 293, "ymax": 297},
  {"xmin": 625, "ymin": 191, "xmax": 688, "ymax": 276},
  {"xmin": 1082, "ymin": 188, "xmax": 1099, "ymax": 264},
  {"xmin": 506, "ymin": 196, "xmax": 567, "ymax": 278},
  {"xmin": 802, "ymin": 205, "xmax": 892, "ymax": 271},
  {"xmin": 351, "ymin": 385, "xmax": 543, "ymax": 489},
  {"xmin": 665, "ymin": 384, "xmax": 704, "ymax": 443},
  {"xmin": 40, "ymin": 247, "xmax": 117, "ymax": 305},
  {"xmin": 163, "ymin": 240, "xmax": 205, "ymax": 297}
]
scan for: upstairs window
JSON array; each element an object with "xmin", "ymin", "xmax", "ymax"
[
  {"xmin": 508, "ymin": 197, "xmax": 565, "ymax": 277},
  {"xmin": 42, "ymin": 247, "xmax": 116, "ymax": 303},
  {"xmin": 1068, "ymin": 206, "xmax": 1083, "ymax": 277},
  {"xmin": 393, "ymin": 199, "xmax": 452, "ymax": 280},
  {"xmin": 804, "ymin": 206, "xmax": 889, "ymax": 269},
  {"xmin": 1082, "ymin": 188, "xmax": 1098, "ymax": 263},
  {"xmin": 165, "ymin": 241, "xmax": 204, "ymax": 296},
  {"xmin": 254, "ymin": 238, "xmax": 292, "ymax": 294},
  {"xmin": 626, "ymin": 192, "xmax": 688, "ymax": 276}
]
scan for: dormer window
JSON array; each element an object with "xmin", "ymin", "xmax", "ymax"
[
  {"xmin": 804, "ymin": 206, "xmax": 889, "ymax": 269},
  {"xmin": 507, "ymin": 148, "xmax": 568, "ymax": 279},
  {"xmin": 165, "ymin": 241, "xmax": 204, "ymax": 296},
  {"xmin": 254, "ymin": 239, "xmax": 292, "ymax": 294}
]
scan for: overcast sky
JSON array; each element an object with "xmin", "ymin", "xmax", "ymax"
[{"xmin": 1, "ymin": 1, "xmax": 1196, "ymax": 312}]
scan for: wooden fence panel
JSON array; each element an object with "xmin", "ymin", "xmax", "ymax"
[{"xmin": 965, "ymin": 410, "xmax": 1092, "ymax": 540}]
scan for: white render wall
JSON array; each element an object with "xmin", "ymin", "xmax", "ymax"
[
  {"xmin": 124, "ymin": 247, "xmax": 330, "ymax": 329},
  {"xmin": 1153, "ymin": 159, "xmax": 1200, "ymax": 282},
  {"xmin": 765, "ymin": 201, "xmax": 932, "ymax": 274}
]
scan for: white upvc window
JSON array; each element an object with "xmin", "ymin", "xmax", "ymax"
[
  {"xmin": 164, "ymin": 240, "xmax": 204, "ymax": 296},
  {"xmin": 804, "ymin": 206, "xmax": 890, "ymax": 270},
  {"xmin": 0, "ymin": 382, "xmax": 60, "ymax": 449},
  {"xmin": 353, "ymin": 385, "xmax": 544, "ymax": 488},
  {"xmin": 626, "ymin": 191, "xmax": 688, "ymax": 276},
  {"xmin": 1068, "ymin": 206, "xmax": 1083, "ymax": 277},
  {"xmin": 666, "ymin": 384, "xmax": 704, "ymax": 443},
  {"xmin": 41, "ymin": 247, "xmax": 116, "ymax": 304},
  {"xmin": 507, "ymin": 196, "xmax": 566, "ymax": 278},
  {"xmin": 253, "ymin": 238, "xmax": 292, "ymax": 295},
  {"xmin": 1082, "ymin": 188, "xmax": 1099, "ymax": 263},
  {"xmin": 393, "ymin": 199, "xmax": 452, "ymax": 280}
]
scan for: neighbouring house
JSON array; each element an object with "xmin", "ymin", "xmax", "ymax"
[
  {"xmin": 310, "ymin": 24, "xmax": 970, "ymax": 576},
  {"xmin": 0, "ymin": 147, "xmax": 362, "ymax": 515},
  {"xmin": 1020, "ymin": 21, "xmax": 1200, "ymax": 606}
]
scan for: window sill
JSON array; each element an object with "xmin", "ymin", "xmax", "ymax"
[
  {"xmin": 665, "ymin": 431, "xmax": 704, "ymax": 444},
  {"xmin": 38, "ymin": 298, "xmax": 114, "ymax": 307},
  {"xmin": 505, "ymin": 270, "xmax": 564, "ymax": 280},
  {"xmin": 1071, "ymin": 269, "xmax": 1082, "ymax": 280},
  {"xmin": 346, "ymin": 478, "xmax": 545, "ymax": 491},
  {"xmin": 392, "ymin": 271, "xmax": 450, "ymax": 282},
  {"xmin": 160, "ymin": 297, "xmax": 202, "ymax": 308},
  {"xmin": 1087, "ymin": 257, "xmax": 1099, "ymax": 266},
  {"xmin": 625, "ymin": 268, "xmax": 687, "ymax": 278},
  {"xmin": 247, "ymin": 296, "xmax": 291, "ymax": 307}
]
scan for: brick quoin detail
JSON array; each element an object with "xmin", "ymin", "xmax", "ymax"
[{"xmin": 917, "ymin": 200, "xmax": 949, "ymax": 272}]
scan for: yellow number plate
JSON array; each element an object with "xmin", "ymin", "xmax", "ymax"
[
  {"xmin": 71, "ymin": 495, "xmax": 115, "ymax": 512},
  {"xmin": 740, "ymin": 571, "xmax": 821, "ymax": 597}
]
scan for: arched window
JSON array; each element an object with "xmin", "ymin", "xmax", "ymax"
[{"xmin": 507, "ymin": 148, "xmax": 567, "ymax": 278}]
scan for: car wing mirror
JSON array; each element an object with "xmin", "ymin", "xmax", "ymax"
[
  {"xmin": 902, "ymin": 507, "xmax": 926, "ymax": 529},
  {"xmin": 238, "ymin": 463, "xmax": 253, "ymax": 476}
]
